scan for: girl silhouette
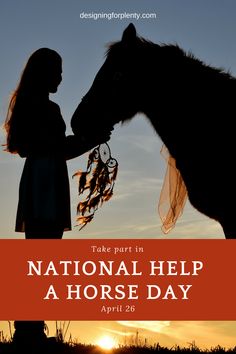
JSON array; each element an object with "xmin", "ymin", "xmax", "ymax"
[
  {"xmin": 4, "ymin": 48, "xmax": 110, "ymax": 239},
  {"xmin": 5, "ymin": 48, "xmax": 111, "ymax": 351}
]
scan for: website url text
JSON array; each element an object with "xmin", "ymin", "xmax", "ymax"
[{"xmin": 80, "ymin": 12, "xmax": 157, "ymax": 21}]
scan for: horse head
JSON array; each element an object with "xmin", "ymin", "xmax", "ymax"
[{"xmin": 71, "ymin": 24, "xmax": 150, "ymax": 137}]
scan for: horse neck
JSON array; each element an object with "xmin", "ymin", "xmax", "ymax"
[
  {"xmin": 139, "ymin": 50, "xmax": 188, "ymax": 157},
  {"xmin": 139, "ymin": 45, "xmax": 234, "ymax": 160}
]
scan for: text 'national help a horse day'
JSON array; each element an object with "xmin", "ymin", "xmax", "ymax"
[{"xmin": 27, "ymin": 258, "xmax": 203, "ymax": 302}]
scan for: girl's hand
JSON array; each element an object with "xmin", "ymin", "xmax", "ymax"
[{"xmin": 65, "ymin": 128, "xmax": 113, "ymax": 160}]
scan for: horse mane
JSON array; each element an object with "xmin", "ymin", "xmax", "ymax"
[{"xmin": 106, "ymin": 35, "xmax": 234, "ymax": 82}]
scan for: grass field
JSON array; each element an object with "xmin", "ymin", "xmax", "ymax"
[{"xmin": 1, "ymin": 341, "xmax": 236, "ymax": 354}]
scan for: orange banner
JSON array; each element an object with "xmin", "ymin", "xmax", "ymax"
[{"xmin": 0, "ymin": 239, "xmax": 235, "ymax": 320}]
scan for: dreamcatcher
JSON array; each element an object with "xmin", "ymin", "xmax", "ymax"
[{"xmin": 73, "ymin": 143, "xmax": 118, "ymax": 230}]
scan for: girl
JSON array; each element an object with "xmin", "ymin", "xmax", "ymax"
[
  {"xmin": 4, "ymin": 48, "xmax": 110, "ymax": 239},
  {"xmin": 5, "ymin": 48, "xmax": 110, "ymax": 351}
]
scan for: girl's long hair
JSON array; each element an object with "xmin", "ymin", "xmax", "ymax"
[{"xmin": 4, "ymin": 48, "xmax": 61, "ymax": 153}]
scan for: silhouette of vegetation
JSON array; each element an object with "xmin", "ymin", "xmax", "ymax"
[{"xmin": 1, "ymin": 339, "xmax": 236, "ymax": 354}]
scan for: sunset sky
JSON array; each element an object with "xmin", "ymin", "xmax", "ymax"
[
  {"xmin": 1, "ymin": 0, "xmax": 236, "ymax": 348},
  {"xmin": 1, "ymin": 321, "xmax": 236, "ymax": 349}
]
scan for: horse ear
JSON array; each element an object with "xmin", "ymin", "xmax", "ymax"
[{"xmin": 122, "ymin": 23, "xmax": 137, "ymax": 43}]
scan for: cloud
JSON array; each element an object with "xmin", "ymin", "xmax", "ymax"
[
  {"xmin": 98, "ymin": 326, "xmax": 134, "ymax": 337},
  {"xmin": 115, "ymin": 132, "xmax": 161, "ymax": 155},
  {"xmin": 115, "ymin": 321, "xmax": 236, "ymax": 349},
  {"xmin": 163, "ymin": 322, "xmax": 236, "ymax": 349},
  {"xmin": 117, "ymin": 321, "xmax": 170, "ymax": 333},
  {"xmin": 66, "ymin": 121, "xmax": 224, "ymax": 239}
]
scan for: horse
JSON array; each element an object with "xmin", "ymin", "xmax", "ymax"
[{"xmin": 71, "ymin": 23, "xmax": 236, "ymax": 239}]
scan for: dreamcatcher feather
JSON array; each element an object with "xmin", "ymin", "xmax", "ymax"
[{"xmin": 73, "ymin": 143, "xmax": 118, "ymax": 230}]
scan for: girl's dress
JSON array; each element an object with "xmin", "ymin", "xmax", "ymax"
[{"xmin": 15, "ymin": 95, "xmax": 72, "ymax": 233}]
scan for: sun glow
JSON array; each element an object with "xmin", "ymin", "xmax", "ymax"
[{"xmin": 97, "ymin": 335, "xmax": 116, "ymax": 350}]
